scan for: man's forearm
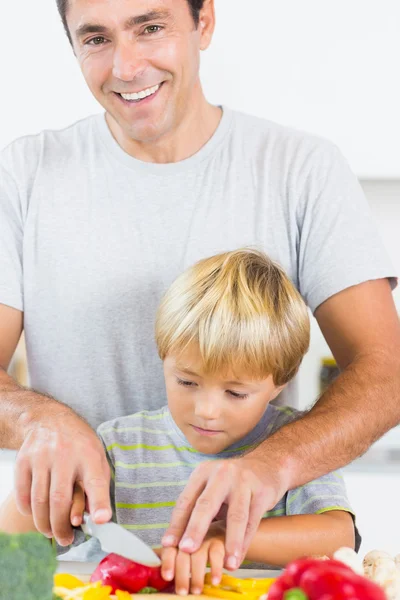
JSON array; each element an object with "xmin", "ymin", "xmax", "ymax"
[
  {"xmin": 246, "ymin": 511, "xmax": 354, "ymax": 566},
  {"xmin": 252, "ymin": 348, "xmax": 400, "ymax": 490},
  {"xmin": 0, "ymin": 367, "xmax": 71, "ymax": 449}
]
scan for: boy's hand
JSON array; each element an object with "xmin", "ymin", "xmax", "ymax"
[
  {"xmin": 69, "ymin": 480, "xmax": 86, "ymax": 528},
  {"xmin": 161, "ymin": 521, "xmax": 226, "ymax": 596}
]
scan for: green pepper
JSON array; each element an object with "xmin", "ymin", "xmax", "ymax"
[{"xmin": 283, "ymin": 589, "xmax": 309, "ymax": 600}]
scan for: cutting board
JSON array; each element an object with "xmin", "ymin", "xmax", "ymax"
[
  {"xmin": 56, "ymin": 561, "xmax": 281, "ymax": 581},
  {"xmin": 56, "ymin": 560, "xmax": 281, "ymax": 597}
]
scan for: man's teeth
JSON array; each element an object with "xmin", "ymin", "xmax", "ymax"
[{"xmin": 120, "ymin": 84, "xmax": 160, "ymax": 101}]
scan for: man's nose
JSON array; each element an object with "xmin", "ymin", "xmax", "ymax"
[
  {"xmin": 112, "ymin": 40, "xmax": 147, "ymax": 82},
  {"xmin": 194, "ymin": 396, "xmax": 221, "ymax": 420}
]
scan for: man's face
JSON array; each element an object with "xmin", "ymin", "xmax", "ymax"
[
  {"xmin": 67, "ymin": 0, "xmax": 210, "ymax": 144},
  {"xmin": 164, "ymin": 346, "xmax": 285, "ymax": 455}
]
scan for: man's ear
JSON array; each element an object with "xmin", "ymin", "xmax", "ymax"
[
  {"xmin": 270, "ymin": 383, "xmax": 287, "ymax": 401},
  {"xmin": 199, "ymin": 0, "xmax": 216, "ymax": 51}
]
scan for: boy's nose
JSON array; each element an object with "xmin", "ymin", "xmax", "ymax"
[{"xmin": 194, "ymin": 396, "xmax": 221, "ymax": 420}]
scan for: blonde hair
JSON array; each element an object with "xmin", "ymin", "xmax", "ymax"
[{"xmin": 155, "ymin": 249, "xmax": 310, "ymax": 385}]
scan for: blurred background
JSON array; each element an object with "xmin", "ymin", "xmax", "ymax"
[{"xmin": 1, "ymin": 0, "xmax": 399, "ymax": 555}]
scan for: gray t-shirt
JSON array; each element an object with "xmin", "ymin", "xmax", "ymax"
[
  {"xmin": 59, "ymin": 403, "xmax": 360, "ymax": 564},
  {"xmin": 0, "ymin": 107, "xmax": 395, "ymax": 428}
]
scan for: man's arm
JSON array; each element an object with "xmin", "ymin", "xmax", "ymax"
[
  {"xmin": 0, "ymin": 303, "xmax": 112, "ymax": 545},
  {"xmin": 163, "ymin": 278, "xmax": 400, "ymax": 569}
]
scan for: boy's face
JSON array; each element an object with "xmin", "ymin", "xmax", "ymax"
[{"xmin": 164, "ymin": 346, "xmax": 285, "ymax": 454}]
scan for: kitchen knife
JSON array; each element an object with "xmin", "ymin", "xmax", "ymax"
[{"xmin": 81, "ymin": 513, "xmax": 161, "ymax": 567}]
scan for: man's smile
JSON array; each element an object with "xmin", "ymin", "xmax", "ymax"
[{"xmin": 115, "ymin": 82, "xmax": 163, "ymax": 104}]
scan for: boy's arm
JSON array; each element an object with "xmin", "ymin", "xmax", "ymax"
[
  {"xmin": 0, "ymin": 483, "xmax": 86, "ymax": 536},
  {"xmin": 245, "ymin": 511, "xmax": 355, "ymax": 567},
  {"xmin": 0, "ymin": 492, "xmax": 38, "ymax": 534}
]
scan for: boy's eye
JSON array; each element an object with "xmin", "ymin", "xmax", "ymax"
[
  {"xmin": 177, "ymin": 378, "xmax": 196, "ymax": 387},
  {"xmin": 227, "ymin": 390, "xmax": 249, "ymax": 399}
]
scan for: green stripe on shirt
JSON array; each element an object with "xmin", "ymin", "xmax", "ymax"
[
  {"xmin": 122, "ymin": 523, "xmax": 170, "ymax": 531},
  {"xmin": 115, "ymin": 480, "xmax": 187, "ymax": 490},
  {"xmin": 116, "ymin": 501, "xmax": 176, "ymax": 510},
  {"xmin": 115, "ymin": 460, "xmax": 198, "ymax": 470}
]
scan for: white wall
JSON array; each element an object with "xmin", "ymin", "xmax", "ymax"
[
  {"xmin": 298, "ymin": 179, "xmax": 400, "ymax": 410},
  {"xmin": 1, "ymin": 0, "xmax": 399, "ymax": 177}
]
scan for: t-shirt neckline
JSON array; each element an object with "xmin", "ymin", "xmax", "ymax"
[{"xmin": 95, "ymin": 105, "xmax": 233, "ymax": 175}]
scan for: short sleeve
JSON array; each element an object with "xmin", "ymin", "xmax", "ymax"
[
  {"xmin": 297, "ymin": 146, "xmax": 397, "ymax": 313},
  {"xmin": 286, "ymin": 469, "xmax": 361, "ymax": 552},
  {"xmin": 0, "ymin": 162, "xmax": 24, "ymax": 311}
]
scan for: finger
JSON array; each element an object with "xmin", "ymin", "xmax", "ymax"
[
  {"xmin": 179, "ymin": 467, "xmax": 228, "ymax": 553},
  {"xmin": 82, "ymin": 456, "xmax": 112, "ymax": 524},
  {"xmin": 70, "ymin": 481, "xmax": 85, "ymax": 527},
  {"xmin": 161, "ymin": 546, "xmax": 177, "ymax": 582},
  {"xmin": 49, "ymin": 465, "xmax": 75, "ymax": 546},
  {"xmin": 14, "ymin": 453, "xmax": 33, "ymax": 516},
  {"xmin": 162, "ymin": 467, "xmax": 208, "ymax": 548},
  {"xmin": 189, "ymin": 547, "xmax": 208, "ymax": 594},
  {"xmin": 30, "ymin": 469, "xmax": 52, "ymax": 538},
  {"xmin": 241, "ymin": 491, "xmax": 269, "ymax": 560},
  {"xmin": 174, "ymin": 550, "xmax": 192, "ymax": 596},
  {"xmin": 209, "ymin": 540, "xmax": 225, "ymax": 586},
  {"xmin": 224, "ymin": 485, "xmax": 252, "ymax": 570}
]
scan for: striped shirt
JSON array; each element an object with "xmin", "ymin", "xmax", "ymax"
[{"xmin": 59, "ymin": 404, "xmax": 359, "ymax": 563}]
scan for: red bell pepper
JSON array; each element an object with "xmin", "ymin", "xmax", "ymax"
[
  {"xmin": 268, "ymin": 558, "xmax": 386, "ymax": 600},
  {"xmin": 90, "ymin": 553, "xmax": 169, "ymax": 594},
  {"xmin": 268, "ymin": 558, "xmax": 352, "ymax": 600},
  {"xmin": 300, "ymin": 563, "xmax": 386, "ymax": 600},
  {"xmin": 285, "ymin": 558, "xmax": 353, "ymax": 588}
]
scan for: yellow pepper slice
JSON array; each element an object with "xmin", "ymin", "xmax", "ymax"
[
  {"xmin": 204, "ymin": 574, "xmax": 276, "ymax": 593},
  {"xmin": 116, "ymin": 591, "xmax": 133, "ymax": 600},
  {"xmin": 82, "ymin": 584, "xmax": 113, "ymax": 599},
  {"xmin": 54, "ymin": 573, "xmax": 86, "ymax": 589},
  {"xmin": 203, "ymin": 584, "xmax": 254, "ymax": 600}
]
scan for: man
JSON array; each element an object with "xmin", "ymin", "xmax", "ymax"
[{"xmin": 0, "ymin": 0, "xmax": 399, "ymax": 570}]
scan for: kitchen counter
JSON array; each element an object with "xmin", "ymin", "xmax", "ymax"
[{"xmin": 56, "ymin": 561, "xmax": 281, "ymax": 582}]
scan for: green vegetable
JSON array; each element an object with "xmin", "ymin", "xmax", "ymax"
[
  {"xmin": 283, "ymin": 589, "xmax": 309, "ymax": 600},
  {"xmin": 0, "ymin": 531, "xmax": 57, "ymax": 600},
  {"xmin": 138, "ymin": 587, "xmax": 159, "ymax": 593}
]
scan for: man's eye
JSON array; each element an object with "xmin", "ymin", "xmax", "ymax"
[
  {"xmin": 144, "ymin": 25, "xmax": 163, "ymax": 34},
  {"xmin": 86, "ymin": 36, "xmax": 107, "ymax": 46}
]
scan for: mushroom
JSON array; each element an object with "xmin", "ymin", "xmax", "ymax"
[
  {"xmin": 381, "ymin": 573, "xmax": 400, "ymax": 600},
  {"xmin": 363, "ymin": 550, "xmax": 397, "ymax": 584},
  {"xmin": 395, "ymin": 554, "xmax": 400, "ymax": 572},
  {"xmin": 333, "ymin": 547, "xmax": 364, "ymax": 575}
]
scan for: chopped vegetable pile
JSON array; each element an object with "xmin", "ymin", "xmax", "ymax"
[
  {"xmin": 203, "ymin": 573, "xmax": 276, "ymax": 600},
  {"xmin": 54, "ymin": 565, "xmax": 276, "ymax": 599},
  {"xmin": 90, "ymin": 553, "xmax": 170, "ymax": 593},
  {"xmin": 0, "ymin": 531, "xmax": 57, "ymax": 600}
]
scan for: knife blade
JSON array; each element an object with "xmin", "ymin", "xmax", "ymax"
[{"xmin": 81, "ymin": 513, "xmax": 161, "ymax": 567}]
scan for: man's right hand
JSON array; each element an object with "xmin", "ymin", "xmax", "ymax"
[{"xmin": 15, "ymin": 404, "xmax": 111, "ymax": 545}]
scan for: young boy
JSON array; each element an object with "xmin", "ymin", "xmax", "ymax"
[{"xmin": 0, "ymin": 249, "xmax": 358, "ymax": 594}]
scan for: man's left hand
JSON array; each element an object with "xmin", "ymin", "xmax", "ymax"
[{"xmin": 162, "ymin": 454, "xmax": 289, "ymax": 570}]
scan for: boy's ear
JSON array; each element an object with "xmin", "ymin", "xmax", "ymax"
[{"xmin": 270, "ymin": 383, "xmax": 287, "ymax": 401}]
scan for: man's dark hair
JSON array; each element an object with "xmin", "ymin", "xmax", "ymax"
[{"xmin": 56, "ymin": 0, "xmax": 205, "ymax": 43}]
